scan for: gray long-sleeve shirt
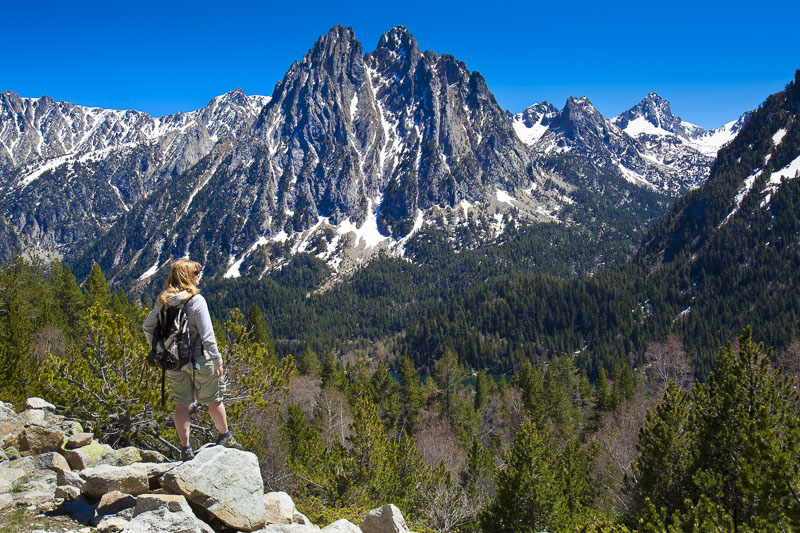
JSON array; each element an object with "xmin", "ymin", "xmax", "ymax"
[{"xmin": 143, "ymin": 291, "xmax": 223, "ymax": 367}]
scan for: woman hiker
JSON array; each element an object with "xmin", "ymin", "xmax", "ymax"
[{"xmin": 143, "ymin": 258, "xmax": 237, "ymax": 460}]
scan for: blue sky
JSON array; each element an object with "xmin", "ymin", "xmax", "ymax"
[{"xmin": 3, "ymin": 0, "xmax": 798, "ymax": 128}]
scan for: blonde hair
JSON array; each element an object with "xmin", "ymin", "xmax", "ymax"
[{"xmin": 157, "ymin": 258, "xmax": 201, "ymax": 305}]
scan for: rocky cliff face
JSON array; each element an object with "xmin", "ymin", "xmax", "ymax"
[
  {"xmin": 62, "ymin": 25, "xmax": 548, "ymax": 286},
  {"xmin": 0, "ymin": 89, "xmax": 270, "ymax": 262}
]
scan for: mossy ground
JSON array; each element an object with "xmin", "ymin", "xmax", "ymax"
[{"xmin": 0, "ymin": 506, "xmax": 86, "ymax": 533}]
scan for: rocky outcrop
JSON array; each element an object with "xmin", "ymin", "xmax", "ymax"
[
  {"xmin": 360, "ymin": 505, "xmax": 411, "ymax": 533},
  {"xmin": 161, "ymin": 445, "xmax": 267, "ymax": 531},
  {"xmin": 1, "ymin": 398, "xmax": 417, "ymax": 533}
]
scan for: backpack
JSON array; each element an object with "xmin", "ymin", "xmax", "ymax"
[{"xmin": 147, "ymin": 295, "xmax": 195, "ymax": 405}]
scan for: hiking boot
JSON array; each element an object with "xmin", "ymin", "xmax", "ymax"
[
  {"xmin": 180, "ymin": 446, "xmax": 194, "ymax": 461},
  {"xmin": 215, "ymin": 432, "xmax": 240, "ymax": 448}
]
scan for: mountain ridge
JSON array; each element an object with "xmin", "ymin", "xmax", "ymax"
[{"xmin": 0, "ymin": 25, "xmax": 747, "ymax": 289}]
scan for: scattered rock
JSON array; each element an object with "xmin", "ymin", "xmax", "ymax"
[
  {"xmin": 97, "ymin": 515, "xmax": 130, "ymax": 533},
  {"xmin": 0, "ymin": 461, "xmax": 27, "ymax": 492},
  {"xmin": 101, "ymin": 446, "xmax": 143, "ymax": 467},
  {"xmin": 140, "ymin": 449, "xmax": 167, "ymax": 463},
  {"xmin": 96, "ymin": 490, "xmax": 137, "ymax": 516},
  {"xmin": 360, "ymin": 505, "xmax": 410, "ymax": 533},
  {"xmin": 4, "ymin": 446, "xmax": 21, "ymax": 460},
  {"xmin": 264, "ymin": 491, "xmax": 297, "ymax": 524},
  {"xmin": 19, "ymin": 409, "xmax": 46, "ymax": 426},
  {"xmin": 131, "ymin": 461, "xmax": 180, "ymax": 490},
  {"xmin": 11, "ymin": 470, "xmax": 58, "ymax": 509},
  {"xmin": 62, "ymin": 441, "xmax": 114, "ymax": 470},
  {"xmin": 66, "ymin": 433, "xmax": 94, "ymax": 449},
  {"xmin": 81, "ymin": 464, "xmax": 149, "ymax": 499},
  {"xmin": 255, "ymin": 526, "xmax": 321, "ymax": 533},
  {"xmin": 57, "ymin": 468, "xmax": 85, "ymax": 489},
  {"xmin": 123, "ymin": 493, "xmax": 209, "ymax": 533},
  {"xmin": 0, "ymin": 448, "xmax": 7, "ymax": 462},
  {"xmin": 19, "ymin": 426, "xmax": 66, "ymax": 456},
  {"xmin": 56, "ymin": 484, "xmax": 82, "ymax": 501},
  {"xmin": 25, "ymin": 398, "xmax": 56, "ymax": 411},
  {"xmin": 322, "ymin": 519, "xmax": 362, "ymax": 533},
  {"xmin": 0, "ymin": 492, "xmax": 12, "ymax": 511},
  {"xmin": 161, "ymin": 445, "xmax": 267, "ymax": 532},
  {"xmin": 29, "ymin": 451, "xmax": 70, "ymax": 471},
  {"xmin": 0, "ymin": 404, "xmax": 22, "ymax": 445}
]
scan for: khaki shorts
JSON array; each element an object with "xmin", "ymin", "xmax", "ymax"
[{"xmin": 166, "ymin": 360, "xmax": 225, "ymax": 405}]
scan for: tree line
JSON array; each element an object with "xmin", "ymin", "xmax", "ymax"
[{"xmin": 1, "ymin": 257, "xmax": 798, "ymax": 530}]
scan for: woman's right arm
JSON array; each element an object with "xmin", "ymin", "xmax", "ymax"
[{"xmin": 143, "ymin": 305, "xmax": 159, "ymax": 345}]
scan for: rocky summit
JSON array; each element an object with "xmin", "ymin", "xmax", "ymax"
[{"xmin": 0, "ymin": 397, "xmax": 418, "ymax": 533}]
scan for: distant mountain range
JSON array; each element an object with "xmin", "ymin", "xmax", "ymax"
[{"xmin": 0, "ymin": 25, "xmax": 750, "ymax": 288}]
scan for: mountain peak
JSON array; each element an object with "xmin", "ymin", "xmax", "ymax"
[
  {"xmin": 375, "ymin": 25, "xmax": 420, "ymax": 59},
  {"xmin": 563, "ymin": 96, "xmax": 600, "ymax": 115},
  {"xmin": 613, "ymin": 92, "xmax": 689, "ymax": 137},
  {"xmin": 305, "ymin": 25, "xmax": 361, "ymax": 62}
]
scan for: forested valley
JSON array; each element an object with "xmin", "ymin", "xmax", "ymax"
[{"xmin": 2, "ymin": 72, "xmax": 800, "ymax": 533}]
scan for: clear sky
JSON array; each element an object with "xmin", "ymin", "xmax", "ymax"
[{"xmin": 3, "ymin": 0, "xmax": 798, "ymax": 129}]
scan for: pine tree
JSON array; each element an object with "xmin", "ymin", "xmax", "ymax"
[
  {"xmin": 434, "ymin": 347, "xmax": 466, "ymax": 425},
  {"xmin": 596, "ymin": 367, "xmax": 612, "ymax": 412},
  {"xmin": 629, "ymin": 328, "xmax": 800, "ymax": 529},
  {"xmin": 297, "ymin": 343, "xmax": 321, "ymax": 376},
  {"xmin": 627, "ymin": 381, "xmax": 693, "ymax": 521},
  {"xmin": 474, "ymin": 371, "xmax": 490, "ymax": 410},
  {"xmin": 247, "ymin": 303, "xmax": 275, "ymax": 358},
  {"xmin": 512, "ymin": 359, "xmax": 546, "ymax": 427},
  {"xmin": 39, "ymin": 305, "xmax": 167, "ymax": 448},
  {"xmin": 480, "ymin": 418, "xmax": 566, "ymax": 532},
  {"xmin": 371, "ymin": 361, "xmax": 400, "ymax": 433},
  {"xmin": 0, "ymin": 278, "xmax": 35, "ymax": 400},
  {"xmin": 82, "ymin": 262, "xmax": 111, "ymax": 309},
  {"xmin": 611, "ymin": 364, "xmax": 635, "ymax": 407},
  {"xmin": 397, "ymin": 353, "xmax": 422, "ymax": 435},
  {"xmin": 690, "ymin": 328, "xmax": 800, "ymax": 529},
  {"xmin": 461, "ymin": 437, "xmax": 496, "ymax": 509}
]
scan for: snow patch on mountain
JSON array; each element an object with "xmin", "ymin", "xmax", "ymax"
[{"xmin": 723, "ymin": 169, "xmax": 762, "ymax": 224}]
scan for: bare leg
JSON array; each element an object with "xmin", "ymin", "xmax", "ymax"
[
  {"xmin": 208, "ymin": 401, "xmax": 229, "ymax": 435},
  {"xmin": 174, "ymin": 404, "xmax": 191, "ymax": 447}
]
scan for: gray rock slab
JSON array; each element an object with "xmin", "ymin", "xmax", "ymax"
[
  {"xmin": 25, "ymin": 397, "xmax": 56, "ymax": 411},
  {"xmin": 62, "ymin": 441, "xmax": 114, "ymax": 470},
  {"xmin": 0, "ymin": 493, "xmax": 12, "ymax": 511},
  {"xmin": 123, "ymin": 494, "xmax": 205, "ymax": 533},
  {"xmin": 66, "ymin": 433, "xmax": 94, "ymax": 449},
  {"xmin": 0, "ymin": 461, "xmax": 27, "ymax": 492},
  {"xmin": 20, "ymin": 426, "xmax": 65, "ymax": 455},
  {"xmin": 80, "ymin": 464, "xmax": 149, "ymax": 499},
  {"xmin": 19, "ymin": 409, "xmax": 46, "ymax": 426},
  {"xmin": 130, "ymin": 461, "xmax": 180, "ymax": 490},
  {"xmin": 264, "ymin": 491, "xmax": 297, "ymax": 524},
  {"xmin": 57, "ymin": 468, "xmax": 85, "ymax": 488},
  {"xmin": 255, "ymin": 526, "xmax": 321, "ymax": 533},
  {"xmin": 55, "ymin": 484, "xmax": 82, "ymax": 501},
  {"xmin": 96, "ymin": 490, "xmax": 137, "ymax": 516},
  {"xmin": 322, "ymin": 519, "xmax": 362, "ymax": 533},
  {"xmin": 140, "ymin": 449, "xmax": 168, "ymax": 463},
  {"xmin": 360, "ymin": 505, "xmax": 410, "ymax": 533},
  {"xmin": 100, "ymin": 446, "xmax": 143, "ymax": 467},
  {"xmin": 161, "ymin": 445, "xmax": 266, "ymax": 532},
  {"xmin": 96, "ymin": 515, "xmax": 129, "ymax": 533},
  {"xmin": 27, "ymin": 451, "xmax": 70, "ymax": 471}
]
